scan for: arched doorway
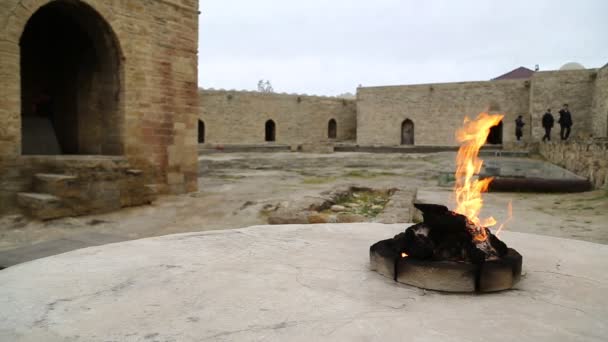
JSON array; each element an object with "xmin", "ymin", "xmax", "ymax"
[
  {"xmin": 487, "ymin": 121, "xmax": 503, "ymax": 144},
  {"xmin": 20, "ymin": 1, "xmax": 123, "ymax": 155},
  {"xmin": 265, "ymin": 120, "xmax": 276, "ymax": 142},
  {"xmin": 198, "ymin": 120, "xmax": 205, "ymax": 143},
  {"xmin": 328, "ymin": 119, "xmax": 337, "ymax": 139},
  {"xmin": 401, "ymin": 119, "xmax": 414, "ymax": 145}
]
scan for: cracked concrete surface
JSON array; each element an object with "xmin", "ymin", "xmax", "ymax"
[{"xmin": 0, "ymin": 224, "xmax": 606, "ymax": 341}]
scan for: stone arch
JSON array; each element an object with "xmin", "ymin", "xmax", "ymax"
[
  {"xmin": 487, "ymin": 120, "xmax": 503, "ymax": 144},
  {"xmin": 401, "ymin": 119, "xmax": 414, "ymax": 145},
  {"xmin": 265, "ymin": 120, "xmax": 276, "ymax": 142},
  {"xmin": 198, "ymin": 120, "xmax": 205, "ymax": 143},
  {"xmin": 4, "ymin": 0, "xmax": 117, "ymax": 41},
  {"xmin": 328, "ymin": 119, "xmax": 337, "ymax": 139},
  {"xmin": 17, "ymin": 0, "xmax": 124, "ymax": 155}
]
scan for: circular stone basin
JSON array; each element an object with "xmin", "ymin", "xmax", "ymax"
[
  {"xmin": 0, "ymin": 224, "xmax": 607, "ymax": 341},
  {"xmin": 370, "ymin": 246, "xmax": 522, "ymax": 292},
  {"xmin": 481, "ymin": 158, "xmax": 592, "ymax": 192}
]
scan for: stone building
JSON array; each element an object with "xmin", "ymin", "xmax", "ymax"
[
  {"xmin": 0, "ymin": 0, "xmax": 200, "ymax": 217},
  {"xmin": 198, "ymin": 89, "xmax": 357, "ymax": 145},
  {"xmin": 358, "ymin": 66, "xmax": 607, "ymax": 147},
  {"xmin": 202, "ymin": 64, "xmax": 607, "ymax": 148},
  {"xmin": 357, "ymin": 79, "xmax": 530, "ymax": 146}
]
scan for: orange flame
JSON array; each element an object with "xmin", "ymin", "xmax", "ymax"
[
  {"xmin": 401, "ymin": 252, "xmax": 408, "ymax": 258},
  {"xmin": 495, "ymin": 200, "xmax": 512, "ymax": 236},
  {"xmin": 454, "ymin": 112, "xmax": 503, "ymax": 242}
]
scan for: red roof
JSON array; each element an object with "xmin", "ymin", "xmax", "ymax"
[{"xmin": 492, "ymin": 67, "xmax": 534, "ymax": 80}]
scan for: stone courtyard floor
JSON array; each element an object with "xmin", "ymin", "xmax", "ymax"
[
  {"xmin": 1, "ymin": 224, "xmax": 607, "ymax": 341},
  {"xmin": 1, "ymin": 151, "xmax": 607, "ymax": 267}
]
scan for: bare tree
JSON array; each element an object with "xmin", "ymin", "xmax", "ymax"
[
  {"xmin": 257, "ymin": 79, "xmax": 274, "ymax": 93},
  {"xmin": 264, "ymin": 80, "xmax": 273, "ymax": 93}
]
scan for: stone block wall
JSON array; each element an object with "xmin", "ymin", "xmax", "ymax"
[
  {"xmin": 356, "ymin": 80, "xmax": 530, "ymax": 146},
  {"xmin": 528, "ymin": 69, "xmax": 597, "ymax": 140},
  {"xmin": 16, "ymin": 156, "xmax": 154, "ymax": 215},
  {"xmin": 591, "ymin": 65, "xmax": 608, "ymax": 138},
  {"xmin": 199, "ymin": 89, "xmax": 357, "ymax": 145},
  {"xmin": 0, "ymin": 0, "xmax": 199, "ymax": 214},
  {"xmin": 539, "ymin": 139, "xmax": 608, "ymax": 189}
]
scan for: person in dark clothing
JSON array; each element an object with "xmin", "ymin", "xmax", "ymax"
[
  {"xmin": 542, "ymin": 108, "xmax": 554, "ymax": 142},
  {"xmin": 515, "ymin": 115, "xmax": 525, "ymax": 141},
  {"xmin": 558, "ymin": 104, "xmax": 573, "ymax": 140}
]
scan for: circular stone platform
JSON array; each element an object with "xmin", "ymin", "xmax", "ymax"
[{"xmin": 0, "ymin": 224, "xmax": 606, "ymax": 341}]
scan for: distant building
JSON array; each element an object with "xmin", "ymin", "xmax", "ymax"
[
  {"xmin": 560, "ymin": 62, "xmax": 585, "ymax": 71},
  {"xmin": 492, "ymin": 67, "xmax": 535, "ymax": 80},
  {"xmin": 200, "ymin": 63, "xmax": 608, "ymax": 149}
]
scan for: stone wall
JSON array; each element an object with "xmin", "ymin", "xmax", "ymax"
[
  {"xmin": 0, "ymin": 0, "xmax": 199, "ymax": 214},
  {"xmin": 356, "ymin": 80, "xmax": 530, "ymax": 146},
  {"xmin": 539, "ymin": 139, "xmax": 608, "ymax": 189},
  {"xmin": 529, "ymin": 69, "xmax": 597, "ymax": 140},
  {"xmin": 199, "ymin": 89, "xmax": 357, "ymax": 145},
  {"xmin": 591, "ymin": 65, "xmax": 608, "ymax": 138}
]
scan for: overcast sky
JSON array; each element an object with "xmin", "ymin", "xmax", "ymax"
[{"xmin": 198, "ymin": 0, "xmax": 608, "ymax": 96}]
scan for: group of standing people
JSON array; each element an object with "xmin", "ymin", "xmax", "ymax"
[
  {"xmin": 541, "ymin": 104, "xmax": 573, "ymax": 141},
  {"xmin": 513, "ymin": 104, "xmax": 573, "ymax": 142}
]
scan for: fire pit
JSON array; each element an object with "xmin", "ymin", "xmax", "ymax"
[
  {"xmin": 371, "ymin": 112, "xmax": 523, "ymax": 293},
  {"xmin": 370, "ymin": 203, "xmax": 522, "ymax": 292}
]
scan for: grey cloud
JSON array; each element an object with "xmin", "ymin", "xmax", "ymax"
[{"xmin": 198, "ymin": 0, "xmax": 608, "ymax": 95}]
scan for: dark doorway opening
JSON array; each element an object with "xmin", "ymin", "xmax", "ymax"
[
  {"xmin": 401, "ymin": 119, "xmax": 414, "ymax": 145},
  {"xmin": 487, "ymin": 121, "xmax": 503, "ymax": 144},
  {"xmin": 20, "ymin": 1, "xmax": 123, "ymax": 155},
  {"xmin": 265, "ymin": 120, "xmax": 276, "ymax": 142},
  {"xmin": 328, "ymin": 119, "xmax": 337, "ymax": 139},
  {"xmin": 198, "ymin": 120, "xmax": 205, "ymax": 143}
]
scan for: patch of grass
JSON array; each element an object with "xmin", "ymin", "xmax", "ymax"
[{"xmin": 328, "ymin": 190, "xmax": 392, "ymax": 218}]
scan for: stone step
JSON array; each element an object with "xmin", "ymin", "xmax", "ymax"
[
  {"xmin": 33, "ymin": 173, "xmax": 78, "ymax": 197},
  {"xmin": 16, "ymin": 192, "xmax": 73, "ymax": 220}
]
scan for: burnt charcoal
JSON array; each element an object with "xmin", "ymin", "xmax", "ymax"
[
  {"xmin": 433, "ymin": 238, "xmax": 470, "ymax": 262},
  {"xmin": 414, "ymin": 203, "xmax": 467, "ymax": 232},
  {"xmin": 392, "ymin": 232, "xmax": 409, "ymax": 253},
  {"xmin": 488, "ymin": 229, "xmax": 508, "ymax": 257},
  {"xmin": 369, "ymin": 238, "xmax": 399, "ymax": 259},
  {"xmin": 413, "ymin": 203, "xmax": 450, "ymax": 216},
  {"xmin": 375, "ymin": 203, "xmax": 512, "ymax": 264},
  {"xmin": 403, "ymin": 223, "xmax": 434, "ymax": 259},
  {"xmin": 415, "ymin": 203, "xmax": 472, "ymax": 235}
]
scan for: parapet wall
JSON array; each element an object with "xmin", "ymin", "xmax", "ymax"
[
  {"xmin": 591, "ymin": 65, "xmax": 608, "ymax": 138},
  {"xmin": 357, "ymin": 67, "xmax": 606, "ymax": 147},
  {"xmin": 539, "ymin": 139, "xmax": 608, "ymax": 189},
  {"xmin": 529, "ymin": 69, "xmax": 597, "ymax": 140},
  {"xmin": 356, "ymin": 79, "xmax": 530, "ymax": 146},
  {"xmin": 199, "ymin": 89, "xmax": 357, "ymax": 145}
]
